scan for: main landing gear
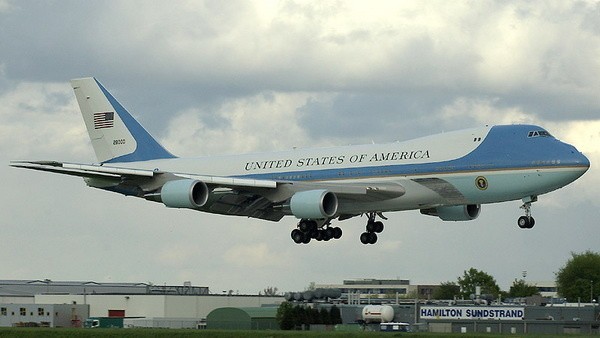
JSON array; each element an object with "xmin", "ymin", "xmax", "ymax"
[
  {"xmin": 360, "ymin": 212, "xmax": 385, "ymax": 245},
  {"xmin": 291, "ymin": 219, "xmax": 342, "ymax": 244},
  {"xmin": 517, "ymin": 196, "xmax": 537, "ymax": 229}
]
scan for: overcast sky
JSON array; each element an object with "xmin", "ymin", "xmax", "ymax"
[{"xmin": 1, "ymin": 1, "xmax": 599, "ymax": 295}]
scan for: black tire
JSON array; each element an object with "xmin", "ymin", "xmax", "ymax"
[
  {"xmin": 325, "ymin": 227, "xmax": 335, "ymax": 240},
  {"xmin": 291, "ymin": 229, "xmax": 303, "ymax": 244},
  {"xmin": 374, "ymin": 221, "xmax": 384, "ymax": 233},
  {"xmin": 302, "ymin": 233, "xmax": 311, "ymax": 244},
  {"xmin": 527, "ymin": 217, "xmax": 535, "ymax": 229},
  {"xmin": 360, "ymin": 232, "xmax": 370, "ymax": 244},
  {"xmin": 366, "ymin": 221, "xmax": 375, "ymax": 232},
  {"xmin": 298, "ymin": 220, "xmax": 308, "ymax": 232},
  {"xmin": 368, "ymin": 232, "xmax": 378, "ymax": 244},
  {"xmin": 333, "ymin": 227, "xmax": 342, "ymax": 239},
  {"xmin": 518, "ymin": 216, "xmax": 529, "ymax": 229},
  {"xmin": 299, "ymin": 220, "xmax": 311, "ymax": 233},
  {"xmin": 309, "ymin": 229, "xmax": 319, "ymax": 238},
  {"xmin": 315, "ymin": 231, "xmax": 324, "ymax": 241}
]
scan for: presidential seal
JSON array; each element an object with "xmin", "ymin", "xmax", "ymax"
[{"xmin": 475, "ymin": 176, "xmax": 488, "ymax": 190}]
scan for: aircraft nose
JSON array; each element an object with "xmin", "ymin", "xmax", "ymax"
[
  {"xmin": 579, "ymin": 151, "xmax": 590, "ymax": 172},
  {"xmin": 567, "ymin": 145, "xmax": 590, "ymax": 174}
]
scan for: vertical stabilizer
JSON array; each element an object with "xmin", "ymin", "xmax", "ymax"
[{"xmin": 71, "ymin": 77, "xmax": 175, "ymax": 163}]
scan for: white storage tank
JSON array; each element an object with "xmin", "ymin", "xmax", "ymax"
[{"xmin": 361, "ymin": 305, "xmax": 394, "ymax": 323}]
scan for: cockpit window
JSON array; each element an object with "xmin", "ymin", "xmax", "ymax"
[{"xmin": 527, "ymin": 130, "xmax": 552, "ymax": 138}]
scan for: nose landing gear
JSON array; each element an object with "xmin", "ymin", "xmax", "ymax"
[{"xmin": 518, "ymin": 196, "xmax": 537, "ymax": 229}]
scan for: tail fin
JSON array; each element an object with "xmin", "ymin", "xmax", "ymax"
[{"xmin": 71, "ymin": 77, "xmax": 175, "ymax": 163}]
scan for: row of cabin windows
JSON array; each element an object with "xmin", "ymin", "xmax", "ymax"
[{"xmin": 0, "ymin": 307, "xmax": 51, "ymax": 316}]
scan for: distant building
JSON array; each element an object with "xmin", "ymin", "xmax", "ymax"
[
  {"xmin": 0, "ymin": 303, "xmax": 88, "ymax": 328},
  {"xmin": 530, "ymin": 281, "xmax": 558, "ymax": 298},
  {"xmin": 0, "ymin": 279, "xmax": 283, "ymax": 326},
  {"xmin": 207, "ymin": 307, "xmax": 279, "ymax": 330},
  {"xmin": 0, "ymin": 279, "xmax": 209, "ymax": 296},
  {"xmin": 316, "ymin": 279, "xmax": 439, "ymax": 300}
]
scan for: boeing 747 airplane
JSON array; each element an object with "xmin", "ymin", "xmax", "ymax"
[{"xmin": 11, "ymin": 78, "xmax": 590, "ymax": 244}]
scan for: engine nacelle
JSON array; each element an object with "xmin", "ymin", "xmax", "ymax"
[
  {"xmin": 289, "ymin": 189, "xmax": 338, "ymax": 219},
  {"xmin": 421, "ymin": 204, "xmax": 481, "ymax": 221},
  {"xmin": 160, "ymin": 179, "xmax": 209, "ymax": 209}
]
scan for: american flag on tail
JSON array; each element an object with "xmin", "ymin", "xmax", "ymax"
[{"xmin": 93, "ymin": 112, "xmax": 114, "ymax": 129}]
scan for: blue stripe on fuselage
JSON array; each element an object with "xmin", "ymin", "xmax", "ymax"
[{"xmin": 235, "ymin": 125, "xmax": 589, "ymax": 181}]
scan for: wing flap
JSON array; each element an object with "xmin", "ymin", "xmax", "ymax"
[{"xmin": 206, "ymin": 190, "xmax": 284, "ymax": 221}]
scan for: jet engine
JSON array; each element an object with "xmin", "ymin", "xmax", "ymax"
[
  {"xmin": 160, "ymin": 179, "xmax": 209, "ymax": 209},
  {"xmin": 289, "ymin": 189, "xmax": 338, "ymax": 219},
  {"xmin": 420, "ymin": 204, "xmax": 481, "ymax": 221}
]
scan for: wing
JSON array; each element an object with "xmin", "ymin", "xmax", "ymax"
[
  {"xmin": 9, "ymin": 161, "xmax": 276, "ymax": 188},
  {"xmin": 10, "ymin": 161, "xmax": 405, "ymax": 221}
]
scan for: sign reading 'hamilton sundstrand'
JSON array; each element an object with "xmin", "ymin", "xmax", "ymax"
[
  {"xmin": 420, "ymin": 306, "xmax": 525, "ymax": 321},
  {"xmin": 244, "ymin": 150, "xmax": 431, "ymax": 171}
]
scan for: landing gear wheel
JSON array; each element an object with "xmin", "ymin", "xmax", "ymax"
[
  {"xmin": 301, "ymin": 233, "xmax": 311, "ymax": 244},
  {"xmin": 528, "ymin": 217, "xmax": 535, "ymax": 228},
  {"xmin": 315, "ymin": 230, "xmax": 324, "ymax": 241},
  {"xmin": 368, "ymin": 232, "xmax": 378, "ymax": 244},
  {"xmin": 333, "ymin": 227, "xmax": 342, "ymax": 239},
  {"xmin": 292, "ymin": 219, "xmax": 342, "ymax": 244},
  {"xmin": 362, "ymin": 212, "xmax": 384, "ymax": 244},
  {"xmin": 517, "ymin": 216, "xmax": 535, "ymax": 229},
  {"xmin": 360, "ymin": 232, "xmax": 378, "ymax": 244},
  {"xmin": 325, "ymin": 227, "xmax": 335, "ymax": 240},
  {"xmin": 299, "ymin": 220, "xmax": 317, "ymax": 233},
  {"xmin": 291, "ymin": 229, "xmax": 303, "ymax": 243},
  {"xmin": 517, "ymin": 216, "xmax": 527, "ymax": 228},
  {"xmin": 360, "ymin": 232, "xmax": 371, "ymax": 244},
  {"xmin": 518, "ymin": 196, "xmax": 537, "ymax": 229},
  {"xmin": 366, "ymin": 221, "xmax": 376, "ymax": 233}
]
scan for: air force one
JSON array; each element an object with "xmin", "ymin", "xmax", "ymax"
[{"xmin": 11, "ymin": 78, "xmax": 590, "ymax": 245}]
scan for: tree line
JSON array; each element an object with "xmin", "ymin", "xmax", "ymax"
[
  {"xmin": 433, "ymin": 250, "xmax": 600, "ymax": 302},
  {"xmin": 276, "ymin": 303, "xmax": 342, "ymax": 330}
]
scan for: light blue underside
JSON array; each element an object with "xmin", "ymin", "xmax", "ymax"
[{"xmin": 444, "ymin": 169, "xmax": 585, "ymax": 204}]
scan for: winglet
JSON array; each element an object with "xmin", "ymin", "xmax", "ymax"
[{"xmin": 71, "ymin": 77, "xmax": 176, "ymax": 163}]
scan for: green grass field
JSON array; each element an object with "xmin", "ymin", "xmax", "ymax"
[{"xmin": 0, "ymin": 328, "xmax": 596, "ymax": 338}]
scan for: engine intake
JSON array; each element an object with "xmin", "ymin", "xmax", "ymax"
[
  {"xmin": 290, "ymin": 189, "xmax": 338, "ymax": 219},
  {"xmin": 161, "ymin": 179, "xmax": 209, "ymax": 209},
  {"xmin": 420, "ymin": 204, "xmax": 481, "ymax": 221}
]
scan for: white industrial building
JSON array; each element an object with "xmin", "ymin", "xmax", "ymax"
[
  {"xmin": 0, "ymin": 303, "xmax": 88, "ymax": 328},
  {"xmin": 34, "ymin": 294, "xmax": 283, "ymax": 319},
  {"xmin": 0, "ymin": 280, "xmax": 283, "ymax": 328}
]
